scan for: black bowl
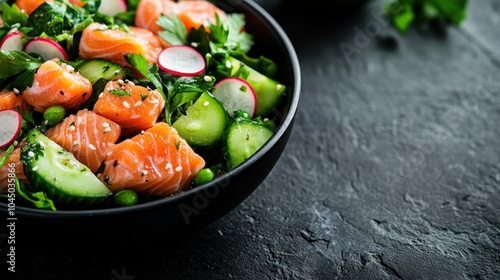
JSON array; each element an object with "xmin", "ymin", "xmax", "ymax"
[{"xmin": 0, "ymin": 0, "xmax": 301, "ymax": 246}]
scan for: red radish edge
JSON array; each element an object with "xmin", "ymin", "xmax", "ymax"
[
  {"xmin": 23, "ymin": 37, "xmax": 69, "ymax": 61},
  {"xmin": 157, "ymin": 45, "xmax": 205, "ymax": 77},
  {"xmin": 98, "ymin": 0, "xmax": 127, "ymax": 16},
  {"xmin": 0, "ymin": 31, "xmax": 25, "ymax": 51},
  {"xmin": 0, "ymin": 109, "xmax": 22, "ymax": 149},
  {"xmin": 212, "ymin": 77, "xmax": 257, "ymax": 118}
]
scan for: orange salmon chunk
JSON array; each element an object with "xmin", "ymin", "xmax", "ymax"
[
  {"xmin": 21, "ymin": 59, "xmax": 92, "ymax": 113},
  {"xmin": 93, "ymin": 80, "xmax": 165, "ymax": 137},
  {"xmin": 100, "ymin": 122, "xmax": 205, "ymax": 196},
  {"xmin": 0, "ymin": 89, "xmax": 32, "ymax": 114},
  {"xmin": 79, "ymin": 22, "xmax": 161, "ymax": 70},
  {"xmin": 45, "ymin": 109, "xmax": 122, "ymax": 173}
]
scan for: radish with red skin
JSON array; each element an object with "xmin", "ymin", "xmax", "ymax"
[
  {"xmin": 0, "ymin": 31, "xmax": 25, "ymax": 51},
  {"xmin": 0, "ymin": 109, "xmax": 22, "ymax": 149},
  {"xmin": 157, "ymin": 45, "xmax": 205, "ymax": 77},
  {"xmin": 211, "ymin": 77, "xmax": 257, "ymax": 118},
  {"xmin": 98, "ymin": 0, "xmax": 127, "ymax": 16},
  {"xmin": 23, "ymin": 37, "xmax": 68, "ymax": 61}
]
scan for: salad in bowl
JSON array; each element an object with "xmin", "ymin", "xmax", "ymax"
[{"xmin": 0, "ymin": 0, "xmax": 288, "ymax": 211}]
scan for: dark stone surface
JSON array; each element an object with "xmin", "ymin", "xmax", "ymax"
[{"xmin": 2, "ymin": 0, "xmax": 500, "ymax": 279}]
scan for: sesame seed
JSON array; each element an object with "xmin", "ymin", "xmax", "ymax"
[
  {"xmin": 13, "ymin": 140, "xmax": 18, "ymax": 146},
  {"xmin": 39, "ymin": 141, "xmax": 46, "ymax": 148},
  {"xmin": 203, "ymin": 101, "xmax": 209, "ymax": 107},
  {"xmin": 225, "ymin": 60, "xmax": 232, "ymax": 68},
  {"xmin": 98, "ymin": 92, "xmax": 104, "ymax": 98},
  {"xmin": 35, "ymin": 81, "xmax": 40, "ymax": 86},
  {"xmin": 126, "ymin": 80, "xmax": 135, "ymax": 86},
  {"xmin": 123, "ymin": 101, "xmax": 131, "ymax": 108},
  {"xmin": 103, "ymin": 126, "xmax": 111, "ymax": 133},
  {"xmin": 117, "ymin": 79, "xmax": 124, "ymax": 84},
  {"xmin": 73, "ymin": 140, "xmax": 79, "ymax": 146},
  {"xmin": 28, "ymin": 151, "xmax": 35, "ymax": 158},
  {"xmin": 68, "ymin": 125, "xmax": 75, "ymax": 132},
  {"xmin": 13, "ymin": 88, "xmax": 19, "ymax": 94},
  {"xmin": 142, "ymin": 170, "xmax": 148, "ymax": 175},
  {"xmin": 88, "ymin": 144, "xmax": 97, "ymax": 151},
  {"xmin": 44, "ymin": 120, "xmax": 49, "ymax": 125},
  {"xmin": 175, "ymin": 166, "xmax": 183, "ymax": 172},
  {"xmin": 165, "ymin": 163, "xmax": 172, "ymax": 170},
  {"xmin": 191, "ymin": 42, "xmax": 199, "ymax": 47},
  {"xmin": 134, "ymin": 101, "xmax": 142, "ymax": 107},
  {"xmin": 66, "ymin": 65, "xmax": 75, "ymax": 72},
  {"xmin": 204, "ymin": 75, "xmax": 211, "ymax": 82},
  {"xmin": 107, "ymin": 151, "xmax": 112, "ymax": 156},
  {"xmin": 148, "ymin": 99, "xmax": 159, "ymax": 104},
  {"xmin": 32, "ymin": 166, "xmax": 39, "ymax": 171},
  {"xmin": 102, "ymin": 122, "xmax": 110, "ymax": 128},
  {"xmin": 276, "ymin": 84, "xmax": 283, "ymax": 91},
  {"xmin": 97, "ymin": 173, "xmax": 102, "ymax": 178},
  {"xmin": 140, "ymin": 130, "xmax": 145, "ymax": 135}
]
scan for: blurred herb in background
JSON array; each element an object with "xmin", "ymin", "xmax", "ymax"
[{"xmin": 386, "ymin": 0, "xmax": 469, "ymax": 33}]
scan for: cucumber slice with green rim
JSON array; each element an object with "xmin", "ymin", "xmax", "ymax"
[
  {"xmin": 21, "ymin": 129, "xmax": 112, "ymax": 206},
  {"xmin": 224, "ymin": 118, "xmax": 274, "ymax": 170},
  {"xmin": 172, "ymin": 91, "xmax": 229, "ymax": 147},
  {"xmin": 75, "ymin": 58, "xmax": 126, "ymax": 85}
]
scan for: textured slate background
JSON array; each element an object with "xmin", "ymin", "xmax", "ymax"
[{"xmin": 2, "ymin": 0, "xmax": 500, "ymax": 279}]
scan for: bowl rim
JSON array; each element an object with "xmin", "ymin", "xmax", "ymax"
[{"xmin": 1, "ymin": 0, "xmax": 301, "ymax": 218}]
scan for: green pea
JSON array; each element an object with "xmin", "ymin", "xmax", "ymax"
[
  {"xmin": 114, "ymin": 189, "xmax": 138, "ymax": 207},
  {"xmin": 193, "ymin": 168, "xmax": 215, "ymax": 186},
  {"xmin": 234, "ymin": 110, "xmax": 251, "ymax": 120},
  {"xmin": 43, "ymin": 105, "xmax": 66, "ymax": 125}
]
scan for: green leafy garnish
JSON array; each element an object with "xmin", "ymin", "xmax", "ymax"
[
  {"xmin": 109, "ymin": 89, "xmax": 132, "ymax": 96},
  {"xmin": 14, "ymin": 175, "xmax": 56, "ymax": 211},
  {"xmin": 157, "ymin": 13, "xmax": 188, "ymax": 46},
  {"xmin": 386, "ymin": 0, "xmax": 469, "ymax": 34},
  {"xmin": 0, "ymin": 50, "xmax": 43, "ymax": 91}
]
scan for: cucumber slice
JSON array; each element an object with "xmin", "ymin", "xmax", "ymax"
[
  {"xmin": 75, "ymin": 58, "xmax": 126, "ymax": 85},
  {"xmin": 21, "ymin": 129, "xmax": 112, "ymax": 206},
  {"xmin": 173, "ymin": 91, "xmax": 229, "ymax": 147},
  {"xmin": 227, "ymin": 57, "xmax": 286, "ymax": 117},
  {"xmin": 224, "ymin": 118, "xmax": 274, "ymax": 170}
]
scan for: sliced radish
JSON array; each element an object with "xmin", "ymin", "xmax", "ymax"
[
  {"xmin": 157, "ymin": 45, "xmax": 205, "ymax": 77},
  {"xmin": 98, "ymin": 0, "xmax": 127, "ymax": 16},
  {"xmin": 23, "ymin": 37, "xmax": 68, "ymax": 61},
  {"xmin": 0, "ymin": 31, "xmax": 25, "ymax": 51},
  {"xmin": 0, "ymin": 109, "xmax": 22, "ymax": 149},
  {"xmin": 211, "ymin": 77, "xmax": 257, "ymax": 118}
]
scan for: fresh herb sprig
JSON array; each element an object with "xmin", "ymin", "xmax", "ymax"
[{"xmin": 386, "ymin": 0, "xmax": 469, "ymax": 34}]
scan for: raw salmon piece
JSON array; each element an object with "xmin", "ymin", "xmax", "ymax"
[
  {"xmin": 100, "ymin": 122, "xmax": 205, "ymax": 196},
  {"xmin": 135, "ymin": 0, "xmax": 227, "ymax": 35},
  {"xmin": 78, "ymin": 22, "xmax": 161, "ymax": 71},
  {"xmin": 175, "ymin": 0, "xmax": 227, "ymax": 32},
  {"xmin": 0, "ymin": 147, "xmax": 28, "ymax": 193},
  {"xmin": 0, "ymin": 89, "xmax": 31, "ymax": 114},
  {"xmin": 45, "ymin": 109, "xmax": 121, "ymax": 173},
  {"xmin": 93, "ymin": 80, "xmax": 165, "ymax": 137},
  {"xmin": 22, "ymin": 58, "xmax": 92, "ymax": 113},
  {"xmin": 129, "ymin": 26, "xmax": 170, "ymax": 49},
  {"xmin": 15, "ymin": 0, "xmax": 53, "ymax": 15}
]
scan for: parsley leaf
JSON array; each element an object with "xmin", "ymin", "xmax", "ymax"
[
  {"xmin": 109, "ymin": 89, "xmax": 132, "ymax": 96},
  {"xmin": 386, "ymin": 0, "xmax": 469, "ymax": 34},
  {"xmin": 157, "ymin": 13, "xmax": 188, "ymax": 46},
  {"xmin": 0, "ymin": 50, "xmax": 43, "ymax": 91}
]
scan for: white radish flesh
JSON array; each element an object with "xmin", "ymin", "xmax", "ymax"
[
  {"xmin": 0, "ymin": 31, "xmax": 25, "ymax": 51},
  {"xmin": 99, "ymin": 0, "xmax": 127, "ymax": 16},
  {"xmin": 157, "ymin": 45, "xmax": 205, "ymax": 77},
  {"xmin": 23, "ymin": 37, "xmax": 68, "ymax": 61},
  {"xmin": 0, "ymin": 109, "xmax": 22, "ymax": 149},
  {"xmin": 211, "ymin": 77, "xmax": 257, "ymax": 118}
]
